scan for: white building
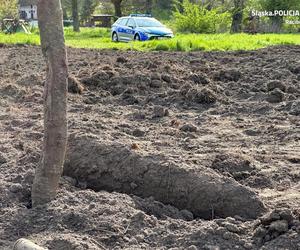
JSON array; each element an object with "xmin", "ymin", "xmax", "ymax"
[{"xmin": 19, "ymin": 0, "xmax": 38, "ymax": 20}]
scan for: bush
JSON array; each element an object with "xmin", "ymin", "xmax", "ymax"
[{"xmin": 173, "ymin": 0, "xmax": 231, "ymax": 33}]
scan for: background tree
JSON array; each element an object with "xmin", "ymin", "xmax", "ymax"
[
  {"xmin": 145, "ymin": 0, "xmax": 153, "ymax": 14},
  {"xmin": 96, "ymin": 1, "xmax": 115, "ymax": 15},
  {"xmin": 81, "ymin": 0, "xmax": 99, "ymax": 23},
  {"xmin": 231, "ymin": 0, "xmax": 245, "ymax": 33},
  {"xmin": 95, "ymin": 0, "xmax": 176, "ymax": 19},
  {"xmin": 61, "ymin": 0, "xmax": 71, "ymax": 19},
  {"xmin": 111, "ymin": 0, "xmax": 123, "ymax": 17},
  {"xmin": 62, "ymin": 0, "xmax": 100, "ymax": 25},
  {"xmin": 31, "ymin": 0, "xmax": 68, "ymax": 206},
  {"xmin": 72, "ymin": 0, "xmax": 80, "ymax": 31},
  {"xmin": 260, "ymin": 0, "xmax": 300, "ymax": 32}
]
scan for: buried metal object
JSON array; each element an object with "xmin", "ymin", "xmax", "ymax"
[{"xmin": 13, "ymin": 238, "xmax": 47, "ymax": 250}]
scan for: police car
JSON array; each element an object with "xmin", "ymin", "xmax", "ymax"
[{"xmin": 111, "ymin": 14, "xmax": 174, "ymax": 42}]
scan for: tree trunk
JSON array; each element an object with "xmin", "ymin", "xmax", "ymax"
[
  {"xmin": 112, "ymin": 0, "xmax": 122, "ymax": 17},
  {"xmin": 231, "ymin": 0, "xmax": 244, "ymax": 33},
  {"xmin": 72, "ymin": 0, "xmax": 80, "ymax": 32},
  {"xmin": 31, "ymin": 0, "xmax": 68, "ymax": 207},
  {"xmin": 62, "ymin": 7, "xmax": 68, "ymax": 20},
  {"xmin": 145, "ymin": 0, "xmax": 153, "ymax": 14},
  {"xmin": 270, "ymin": 16, "xmax": 283, "ymax": 33}
]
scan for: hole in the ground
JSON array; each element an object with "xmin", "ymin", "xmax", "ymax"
[
  {"xmin": 132, "ymin": 195, "xmax": 195, "ymax": 221},
  {"xmin": 63, "ymin": 134, "xmax": 267, "ymax": 220},
  {"xmin": 25, "ymin": 199, "xmax": 32, "ymax": 209},
  {"xmin": 68, "ymin": 176, "xmax": 195, "ymax": 221},
  {"xmin": 21, "ymin": 192, "xmax": 32, "ymax": 209}
]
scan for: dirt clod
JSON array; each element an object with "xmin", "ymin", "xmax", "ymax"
[
  {"xmin": 116, "ymin": 56, "xmax": 128, "ymax": 63},
  {"xmin": 254, "ymin": 209, "xmax": 297, "ymax": 243},
  {"xmin": 267, "ymin": 80, "xmax": 286, "ymax": 92},
  {"xmin": 0, "ymin": 153, "xmax": 7, "ymax": 165},
  {"xmin": 186, "ymin": 87, "xmax": 217, "ymax": 104},
  {"xmin": 213, "ymin": 69, "xmax": 241, "ymax": 82},
  {"xmin": 189, "ymin": 73, "xmax": 210, "ymax": 85},
  {"xmin": 68, "ymin": 76, "xmax": 84, "ymax": 94},
  {"xmin": 224, "ymin": 223, "xmax": 241, "ymax": 234},
  {"xmin": 267, "ymin": 88, "xmax": 285, "ymax": 103},
  {"xmin": 132, "ymin": 128, "xmax": 145, "ymax": 137},
  {"xmin": 180, "ymin": 123, "xmax": 198, "ymax": 133},
  {"xmin": 211, "ymin": 153, "xmax": 254, "ymax": 179},
  {"xmin": 290, "ymin": 100, "xmax": 300, "ymax": 115},
  {"xmin": 153, "ymin": 106, "xmax": 169, "ymax": 118},
  {"xmin": 269, "ymin": 220, "xmax": 288, "ymax": 233},
  {"xmin": 161, "ymin": 74, "xmax": 172, "ymax": 83},
  {"xmin": 150, "ymin": 80, "xmax": 162, "ymax": 88}
]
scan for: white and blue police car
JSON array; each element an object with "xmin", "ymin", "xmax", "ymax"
[{"xmin": 111, "ymin": 14, "xmax": 174, "ymax": 42}]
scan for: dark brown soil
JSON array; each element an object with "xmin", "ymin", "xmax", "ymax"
[{"xmin": 0, "ymin": 45, "xmax": 299, "ymax": 250}]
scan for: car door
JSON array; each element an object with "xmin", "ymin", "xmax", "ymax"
[
  {"xmin": 125, "ymin": 18, "xmax": 136, "ymax": 41},
  {"xmin": 116, "ymin": 18, "xmax": 129, "ymax": 41}
]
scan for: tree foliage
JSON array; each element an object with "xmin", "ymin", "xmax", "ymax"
[
  {"xmin": 231, "ymin": 0, "xmax": 245, "ymax": 33},
  {"xmin": 51, "ymin": 0, "xmax": 300, "ymax": 32},
  {"xmin": 260, "ymin": 0, "xmax": 300, "ymax": 11},
  {"xmin": 174, "ymin": 0, "xmax": 231, "ymax": 33},
  {"xmin": 81, "ymin": 0, "xmax": 99, "ymax": 22},
  {"xmin": 259, "ymin": 0, "xmax": 300, "ymax": 32},
  {"xmin": 111, "ymin": 0, "xmax": 123, "ymax": 17},
  {"xmin": 62, "ymin": 0, "xmax": 100, "ymax": 23},
  {"xmin": 0, "ymin": 0, "xmax": 18, "ymax": 20}
]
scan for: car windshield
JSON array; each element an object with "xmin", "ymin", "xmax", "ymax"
[{"xmin": 135, "ymin": 18, "xmax": 164, "ymax": 27}]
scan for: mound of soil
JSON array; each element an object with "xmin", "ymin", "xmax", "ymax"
[
  {"xmin": 0, "ymin": 45, "xmax": 300, "ymax": 249},
  {"xmin": 64, "ymin": 134, "xmax": 266, "ymax": 219}
]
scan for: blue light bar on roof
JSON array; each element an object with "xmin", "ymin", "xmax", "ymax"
[{"xmin": 129, "ymin": 14, "xmax": 152, "ymax": 17}]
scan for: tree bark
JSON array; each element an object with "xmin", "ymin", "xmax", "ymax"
[
  {"xmin": 62, "ymin": 7, "xmax": 68, "ymax": 20},
  {"xmin": 72, "ymin": 0, "xmax": 80, "ymax": 32},
  {"xmin": 112, "ymin": 0, "xmax": 122, "ymax": 17},
  {"xmin": 270, "ymin": 16, "xmax": 283, "ymax": 33},
  {"xmin": 231, "ymin": 0, "xmax": 244, "ymax": 33},
  {"xmin": 145, "ymin": 0, "xmax": 153, "ymax": 14},
  {"xmin": 32, "ymin": 0, "xmax": 68, "ymax": 207}
]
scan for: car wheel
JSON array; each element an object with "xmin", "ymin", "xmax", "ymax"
[
  {"xmin": 134, "ymin": 34, "xmax": 141, "ymax": 41},
  {"xmin": 112, "ymin": 32, "xmax": 119, "ymax": 42}
]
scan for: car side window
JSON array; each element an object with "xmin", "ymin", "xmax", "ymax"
[
  {"xmin": 127, "ymin": 18, "xmax": 136, "ymax": 28},
  {"xmin": 119, "ymin": 18, "xmax": 128, "ymax": 26}
]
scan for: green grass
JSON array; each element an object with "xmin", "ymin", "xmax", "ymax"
[{"xmin": 1, "ymin": 27, "xmax": 300, "ymax": 51}]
